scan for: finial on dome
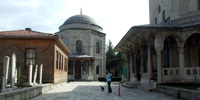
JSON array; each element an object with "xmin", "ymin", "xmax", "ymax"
[{"xmin": 80, "ymin": 8, "xmax": 82, "ymax": 15}]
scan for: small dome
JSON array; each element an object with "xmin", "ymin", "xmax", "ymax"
[
  {"xmin": 59, "ymin": 14, "xmax": 103, "ymax": 32},
  {"xmin": 63, "ymin": 15, "xmax": 97, "ymax": 25}
]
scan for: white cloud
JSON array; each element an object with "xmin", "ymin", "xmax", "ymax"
[{"xmin": 0, "ymin": 0, "xmax": 149, "ymax": 46}]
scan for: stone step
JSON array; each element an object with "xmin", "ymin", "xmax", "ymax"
[
  {"xmin": 121, "ymin": 82, "xmax": 138, "ymax": 88},
  {"xmin": 137, "ymin": 84, "xmax": 157, "ymax": 92}
]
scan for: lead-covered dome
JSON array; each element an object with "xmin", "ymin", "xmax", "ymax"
[{"xmin": 59, "ymin": 14, "xmax": 103, "ymax": 32}]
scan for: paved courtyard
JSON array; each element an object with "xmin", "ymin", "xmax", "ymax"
[{"xmin": 31, "ymin": 82, "xmax": 182, "ymax": 100}]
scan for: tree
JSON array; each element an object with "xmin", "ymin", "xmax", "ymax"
[
  {"xmin": 106, "ymin": 40, "xmax": 126, "ymax": 76},
  {"xmin": 106, "ymin": 40, "xmax": 116, "ymax": 71}
]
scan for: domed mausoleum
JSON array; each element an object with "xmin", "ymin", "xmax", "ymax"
[{"xmin": 55, "ymin": 14, "xmax": 106, "ymax": 81}]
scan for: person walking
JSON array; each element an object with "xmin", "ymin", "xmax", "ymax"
[{"xmin": 106, "ymin": 71, "xmax": 112, "ymax": 93}]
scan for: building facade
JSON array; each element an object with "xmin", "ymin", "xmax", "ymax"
[
  {"xmin": 114, "ymin": 0, "xmax": 200, "ymax": 87},
  {"xmin": 0, "ymin": 28, "xmax": 70, "ymax": 84},
  {"xmin": 55, "ymin": 14, "xmax": 106, "ymax": 80}
]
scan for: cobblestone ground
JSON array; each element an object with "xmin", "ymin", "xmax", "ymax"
[{"xmin": 31, "ymin": 82, "xmax": 183, "ymax": 100}]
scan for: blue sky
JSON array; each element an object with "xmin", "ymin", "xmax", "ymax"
[{"xmin": 0, "ymin": 0, "xmax": 149, "ymax": 46}]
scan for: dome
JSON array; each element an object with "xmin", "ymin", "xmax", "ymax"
[
  {"xmin": 59, "ymin": 14, "xmax": 103, "ymax": 32},
  {"xmin": 63, "ymin": 15, "xmax": 97, "ymax": 25}
]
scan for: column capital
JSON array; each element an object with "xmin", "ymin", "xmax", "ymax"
[
  {"xmin": 178, "ymin": 47, "xmax": 184, "ymax": 55},
  {"xmin": 155, "ymin": 47, "xmax": 163, "ymax": 53}
]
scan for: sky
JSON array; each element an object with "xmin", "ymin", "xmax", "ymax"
[{"xmin": 0, "ymin": 0, "xmax": 149, "ymax": 47}]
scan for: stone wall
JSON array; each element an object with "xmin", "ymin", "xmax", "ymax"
[
  {"xmin": 0, "ymin": 82, "xmax": 67, "ymax": 100},
  {"xmin": 157, "ymin": 85, "xmax": 200, "ymax": 100},
  {"xmin": 0, "ymin": 38, "xmax": 68, "ymax": 83}
]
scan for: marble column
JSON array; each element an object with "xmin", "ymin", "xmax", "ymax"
[
  {"xmin": 11, "ymin": 53, "xmax": 16, "ymax": 88},
  {"xmin": 179, "ymin": 48, "xmax": 185, "ymax": 82},
  {"xmin": 130, "ymin": 54, "xmax": 133, "ymax": 78},
  {"xmin": 15, "ymin": 68, "xmax": 17, "ymax": 83},
  {"xmin": 5, "ymin": 56, "xmax": 10, "ymax": 85},
  {"xmin": 147, "ymin": 46, "xmax": 153, "ymax": 84},
  {"xmin": 2, "ymin": 56, "xmax": 10, "ymax": 91},
  {"xmin": 156, "ymin": 49, "xmax": 162, "ymax": 83},
  {"xmin": 126, "ymin": 52, "xmax": 130, "ymax": 80},
  {"xmin": 140, "ymin": 49, "xmax": 144, "ymax": 77},
  {"xmin": 134, "ymin": 53, "xmax": 137, "ymax": 74},
  {"xmin": 33, "ymin": 65, "xmax": 38, "ymax": 84},
  {"xmin": 39, "ymin": 64, "xmax": 43, "ymax": 84},
  {"xmin": 29, "ymin": 62, "xmax": 33, "ymax": 85}
]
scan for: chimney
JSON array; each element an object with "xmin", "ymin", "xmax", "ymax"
[{"xmin": 25, "ymin": 28, "xmax": 32, "ymax": 31}]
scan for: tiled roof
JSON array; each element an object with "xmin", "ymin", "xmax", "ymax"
[{"xmin": 0, "ymin": 29, "xmax": 54, "ymax": 37}]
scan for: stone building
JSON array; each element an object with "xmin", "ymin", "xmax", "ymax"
[
  {"xmin": 114, "ymin": 0, "xmax": 200, "ymax": 88},
  {"xmin": 55, "ymin": 14, "xmax": 106, "ymax": 80},
  {"xmin": 0, "ymin": 28, "xmax": 70, "ymax": 84}
]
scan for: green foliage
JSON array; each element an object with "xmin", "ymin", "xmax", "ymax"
[
  {"xmin": 98, "ymin": 77, "xmax": 122, "ymax": 82},
  {"xmin": 112, "ymin": 77, "xmax": 122, "ymax": 82},
  {"xmin": 106, "ymin": 40, "xmax": 126, "ymax": 76},
  {"xmin": 172, "ymin": 85, "xmax": 199, "ymax": 90},
  {"xmin": 106, "ymin": 40, "xmax": 116, "ymax": 70},
  {"xmin": 98, "ymin": 77, "xmax": 106, "ymax": 82},
  {"xmin": 18, "ymin": 75, "xmax": 27, "ymax": 83}
]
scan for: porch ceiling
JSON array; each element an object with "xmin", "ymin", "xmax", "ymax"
[{"xmin": 114, "ymin": 24, "xmax": 181, "ymax": 52}]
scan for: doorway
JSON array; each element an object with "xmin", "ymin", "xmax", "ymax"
[{"xmin": 75, "ymin": 61, "xmax": 81, "ymax": 79}]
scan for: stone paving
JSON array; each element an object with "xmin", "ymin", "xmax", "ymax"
[{"xmin": 31, "ymin": 82, "xmax": 183, "ymax": 100}]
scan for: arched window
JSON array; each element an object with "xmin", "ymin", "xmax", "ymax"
[
  {"xmin": 83, "ymin": 62, "xmax": 89, "ymax": 75},
  {"xmin": 96, "ymin": 65, "xmax": 99, "ymax": 74},
  {"xmin": 158, "ymin": 5, "xmax": 161, "ymax": 13},
  {"xmin": 96, "ymin": 42, "xmax": 100, "ymax": 54},
  {"xmin": 76, "ymin": 40, "xmax": 82, "ymax": 52}
]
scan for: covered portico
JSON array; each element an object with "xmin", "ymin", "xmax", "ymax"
[
  {"xmin": 114, "ymin": 24, "xmax": 200, "ymax": 85},
  {"xmin": 68, "ymin": 53, "xmax": 95, "ymax": 81}
]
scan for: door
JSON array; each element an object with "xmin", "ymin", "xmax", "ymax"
[{"xmin": 75, "ymin": 61, "xmax": 81, "ymax": 79}]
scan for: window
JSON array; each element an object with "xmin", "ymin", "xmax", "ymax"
[
  {"xmin": 59, "ymin": 53, "xmax": 61, "ymax": 70},
  {"xmin": 162, "ymin": 10, "xmax": 165, "ymax": 21},
  {"xmin": 83, "ymin": 62, "xmax": 89, "ymax": 75},
  {"xmin": 76, "ymin": 40, "xmax": 82, "ymax": 52},
  {"xmin": 96, "ymin": 42, "xmax": 100, "ymax": 54},
  {"xmin": 155, "ymin": 17, "xmax": 157, "ymax": 24},
  {"xmin": 68, "ymin": 61, "xmax": 73, "ymax": 75},
  {"xmin": 158, "ymin": 5, "xmax": 161, "ymax": 13},
  {"xmin": 61, "ymin": 55, "xmax": 63, "ymax": 70},
  {"xmin": 26, "ymin": 49, "xmax": 36, "ymax": 67},
  {"xmin": 64, "ymin": 58, "xmax": 68, "ymax": 71},
  {"xmin": 56, "ymin": 51, "xmax": 58, "ymax": 69},
  {"xmin": 96, "ymin": 65, "xmax": 99, "ymax": 74}
]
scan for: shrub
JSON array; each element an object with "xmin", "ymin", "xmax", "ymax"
[
  {"xmin": 98, "ymin": 77, "xmax": 106, "ymax": 82},
  {"xmin": 112, "ymin": 77, "xmax": 122, "ymax": 82},
  {"xmin": 18, "ymin": 75, "xmax": 27, "ymax": 84},
  {"xmin": 98, "ymin": 77, "xmax": 122, "ymax": 82}
]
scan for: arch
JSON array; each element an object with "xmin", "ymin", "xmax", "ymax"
[
  {"xmin": 160, "ymin": 34, "xmax": 182, "ymax": 48},
  {"xmin": 163, "ymin": 36, "xmax": 180, "ymax": 68},
  {"xmin": 76, "ymin": 40, "xmax": 82, "ymax": 53},
  {"xmin": 184, "ymin": 33, "xmax": 200, "ymax": 67},
  {"xmin": 96, "ymin": 42, "xmax": 100, "ymax": 54},
  {"xmin": 183, "ymin": 33, "xmax": 200, "ymax": 47}
]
